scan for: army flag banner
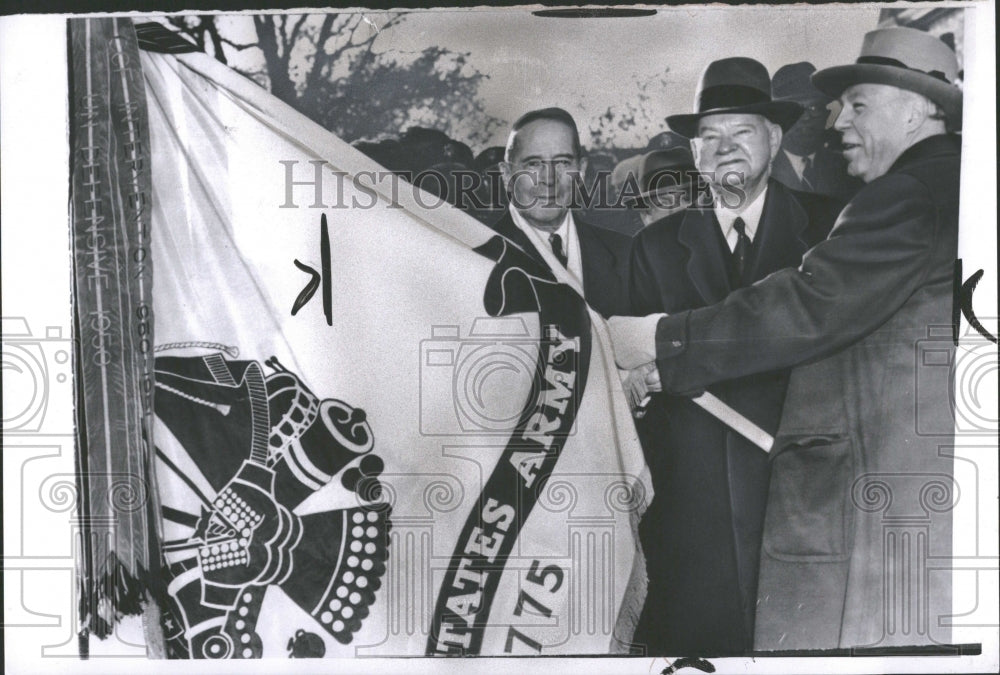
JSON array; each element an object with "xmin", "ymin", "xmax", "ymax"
[{"xmin": 69, "ymin": 17, "xmax": 651, "ymax": 659}]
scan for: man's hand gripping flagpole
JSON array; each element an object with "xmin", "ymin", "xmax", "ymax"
[{"xmin": 609, "ymin": 315, "xmax": 775, "ymax": 453}]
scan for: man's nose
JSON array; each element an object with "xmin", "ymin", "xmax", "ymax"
[
  {"xmin": 715, "ymin": 135, "xmax": 737, "ymax": 154},
  {"xmin": 538, "ymin": 162, "xmax": 558, "ymax": 185},
  {"xmin": 833, "ymin": 105, "xmax": 852, "ymax": 131}
]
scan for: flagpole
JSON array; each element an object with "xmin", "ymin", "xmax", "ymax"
[{"xmin": 692, "ymin": 392, "xmax": 774, "ymax": 452}]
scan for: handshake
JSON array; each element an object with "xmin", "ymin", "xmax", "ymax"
[{"xmin": 607, "ymin": 314, "xmax": 666, "ymax": 417}]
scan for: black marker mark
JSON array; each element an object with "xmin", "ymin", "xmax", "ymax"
[
  {"xmin": 320, "ymin": 213, "xmax": 332, "ymax": 325},
  {"xmin": 661, "ymin": 657, "xmax": 715, "ymax": 674},
  {"xmin": 953, "ymin": 259, "xmax": 963, "ymax": 345},
  {"xmin": 533, "ymin": 8, "xmax": 657, "ymax": 19},
  {"xmin": 291, "ymin": 259, "xmax": 320, "ymax": 316},
  {"xmin": 960, "ymin": 267, "xmax": 997, "ymax": 344},
  {"xmin": 291, "ymin": 213, "xmax": 334, "ymax": 325}
]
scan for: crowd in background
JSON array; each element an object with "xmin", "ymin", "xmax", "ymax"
[{"xmin": 350, "ymin": 60, "xmax": 865, "ymax": 238}]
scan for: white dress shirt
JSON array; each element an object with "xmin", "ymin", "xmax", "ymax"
[
  {"xmin": 715, "ymin": 185, "xmax": 767, "ymax": 252},
  {"xmin": 508, "ymin": 206, "xmax": 584, "ymax": 284},
  {"xmin": 607, "ymin": 186, "xmax": 772, "ymax": 373}
]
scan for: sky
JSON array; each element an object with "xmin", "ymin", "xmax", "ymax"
[{"xmin": 212, "ymin": 6, "xmax": 882, "ymax": 149}]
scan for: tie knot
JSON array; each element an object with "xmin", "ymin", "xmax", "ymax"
[
  {"xmin": 549, "ymin": 232, "xmax": 562, "ymax": 247},
  {"xmin": 733, "ymin": 217, "xmax": 747, "ymax": 237}
]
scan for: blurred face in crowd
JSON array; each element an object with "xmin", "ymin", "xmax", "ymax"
[
  {"xmin": 501, "ymin": 119, "xmax": 586, "ymax": 232},
  {"xmin": 835, "ymin": 83, "xmax": 925, "ymax": 183},
  {"xmin": 782, "ymin": 96, "xmax": 831, "ymax": 156},
  {"xmin": 638, "ymin": 186, "xmax": 691, "ymax": 226},
  {"xmin": 692, "ymin": 113, "xmax": 781, "ymax": 206}
]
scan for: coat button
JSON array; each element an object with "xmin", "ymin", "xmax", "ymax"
[{"xmin": 671, "ymin": 340, "xmax": 682, "ymax": 348}]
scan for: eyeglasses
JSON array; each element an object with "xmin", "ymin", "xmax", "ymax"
[{"xmin": 512, "ymin": 158, "xmax": 579, "ymax": 173}]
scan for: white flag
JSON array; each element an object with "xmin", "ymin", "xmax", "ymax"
[{"xmin": 142, "ymin": 47, "xmax": 650, "ymax": 659}]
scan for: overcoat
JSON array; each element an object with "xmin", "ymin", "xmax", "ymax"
[
  {"xmin": 654, "ymin": 135, "xmax": 961, "ymax": 649},
  {"xmin": 628, "ymin": 179, "xmax": 840, "ymax": 654},
  {"xmin": 486, "ymin": 210, "xmax": 632, "ymax": 318}
]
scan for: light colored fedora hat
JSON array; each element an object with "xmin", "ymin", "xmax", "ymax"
[{"xmin": 812, "ymin": 27, "xmax": 962, "ymax": 126}]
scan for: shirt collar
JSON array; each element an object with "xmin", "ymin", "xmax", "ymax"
[
  {"xmin": 508, "ymin": 205, "xmax": 573, "ymax": 243},
  {"xmin": 715, "ymin": 184, "xmax": 767, "ymax": 242},
  {"xmin": 783, "ymin": 149, "xmax": 814, "ymax": 181},
  {"xmin": 508, "ymin": 206, "xmax": 580, "ymax": 281}
]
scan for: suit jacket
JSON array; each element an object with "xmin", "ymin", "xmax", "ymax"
[
  {"xmin": 629, "ymin": 179, "xmax": 842, "ymax": 655},
  {"xmin": 486, "ymin": 210, "xmax": 632, "ymax": 318},
  {"xmin": 654, "ymin": 135, "xmax": 960, "ymax": 649}
]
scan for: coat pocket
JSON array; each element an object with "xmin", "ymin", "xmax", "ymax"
[{"xmin": 762, "ymin": 433, "xmax": 854, "ymax": 562}]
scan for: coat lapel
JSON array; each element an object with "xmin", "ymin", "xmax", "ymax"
[
  {"xmin": 489, "ymin": 212, "xmax": 546, "ymax": 266},
  {"xmin": 769, "ymin": 150, "xmax": 801, "ymax": 192},
  {"xmin": 576, "ymin": 219, "xmax": 621, "ymax": 296},
  {"xmin": 677, "ymin": 207, "xmax": 734, "ymax": 305},
  {"xmin": 747, "ymin": 180, "xmax": 810, "ymax": 282}
]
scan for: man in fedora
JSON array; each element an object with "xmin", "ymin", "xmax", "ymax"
[
  {"xmin": 490, "ymin": 107, "xmax": 631, "ymax": 318},
  {"xmin": 626, "ymin": 56, "xmax": 842, "ymax": 655},
  {"xmin": 770, "ymin": 61, "xmax": 864, "ymax": 200},
  {"xmin": 612, "ymin": 27, "xmax": 962, "ymax": 649},
  {"xmin": 610, "ymin": 145, "xmax": 699, "ymax": 228}
]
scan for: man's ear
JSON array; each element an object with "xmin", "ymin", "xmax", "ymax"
[
  {"xmin": 499, "ymin": 161, "xmax": 514, "ymax": 189},
  {"xmin": 902, "ymin": 92, "xmax": 932, "ymax": 133},
  {"xmin": 577, "ymin": 156, "xmax": 589, "ymax": 178},
  {"xmin": 690, "ymin": 137, "xmax": 702, "ymax": 168}
]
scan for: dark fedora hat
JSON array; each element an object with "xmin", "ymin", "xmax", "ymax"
[
  {"xmin": 772, "ymin": 61, "xmax": 827, "ymax": 102},
  {"xmin": 812, "ymin": 27, "xmax": 962, "ymax": 126},
  {"xmin": 667, "ymin": 57, "xmax": 803, "ymax": 138}
]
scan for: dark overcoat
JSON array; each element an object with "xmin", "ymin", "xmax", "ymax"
[{"xmin": 628, "ymin": 179, "xmax": 841, "ymax": 654}]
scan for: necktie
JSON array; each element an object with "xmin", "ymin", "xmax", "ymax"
[
  {"xmin": 801, "ymin": 154, "xmax": 815, "ymax": 191},
  {"xmin": 549, "ymin": 232, "xmax": 568, "ymax": 268},
  {"xmin": 732, "ymin": 217, "xmax": 752, "ymax": 283}
]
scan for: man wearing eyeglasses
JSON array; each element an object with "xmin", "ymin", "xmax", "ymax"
[{"xmin": 490, "ymin": 107, "xmax": 632, "ymax": 318}]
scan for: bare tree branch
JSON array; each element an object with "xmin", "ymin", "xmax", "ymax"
[
  {"xmin": 287, "ymin": 14, "xmax": 310, "ymax": 52},
  {"xmin": 253, "ymin": 15, "xmax": 297, "ymax": 103},
  {"xmin": 168, "ymin": 11, "xmax": 499, "ymax": 148},
  {"xmin": 304, "ymin": 14, "xmax": 338, "ymax": 94},
  {"xmin": 201, "ymin": 17, "xmax": 228, "ymax": 66},
  {"xmin": 324, "ymin": 15, "xmax": 363, "ymax": 63},
  {"xmin": 316, "ymin": 14, "xmax": 361, "ymax": 56}
]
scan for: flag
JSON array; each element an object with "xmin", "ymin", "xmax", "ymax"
[
  {"xmin": 71, "ymin": 18, "xmax": 651, "ymax": 658},
  {"xmin": 67, "ymin": 17, "xmax": 162, "ymax": 648}
]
